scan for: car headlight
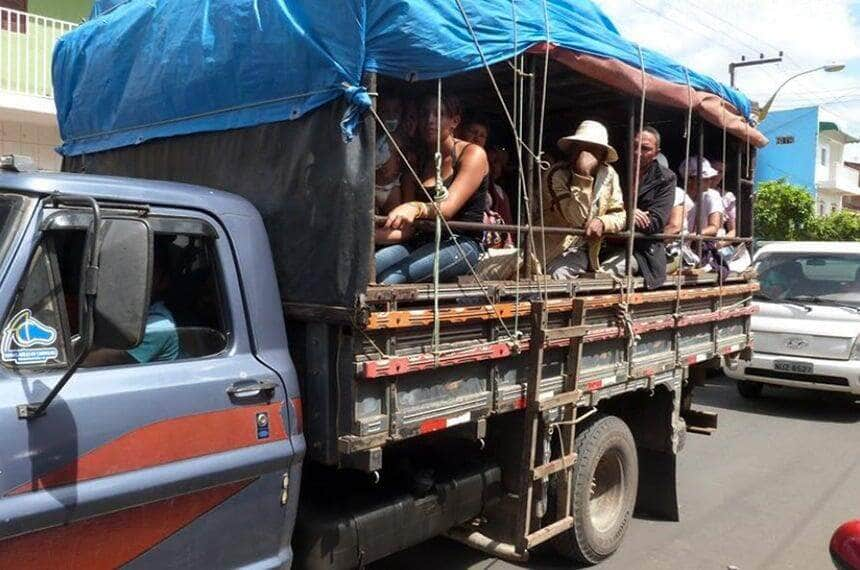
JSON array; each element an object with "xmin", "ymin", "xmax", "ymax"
[{"xmin": 852, "ymin": 335, "xmax": 860, "ymax": 361}]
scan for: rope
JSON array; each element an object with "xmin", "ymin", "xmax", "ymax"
[
  {"xmin": 369, "ymin": 102, "xmax": 518, "ymax": 345},
  {"xmin": 673, "ymin": 69, "xmax": 695, "ymax": 367},
  {"xmin": 454, "ymin": 0, "xmax": 544, "ymax": 166},
  {"xmin": 432, "ymin": 78, "xmax": 446, "ymax": 363},
  {"xmin": 508, "ymin": 1, "xmax": 528, "ymax": 340},
  {"xmin": 453, "ymin": 0, "xmax": 545, "ymax": 295},
  {"xmin": 534, "ymin": 0, "xmax": 553, "ymax": 304},
  {"xmin": 622, "ymin": 44, "xmax": 648, "ymax": 379}
]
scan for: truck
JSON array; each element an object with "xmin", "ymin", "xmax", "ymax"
[{"xmin": 0, "ymin": 1, "xmax": 767, "ymax": 568}]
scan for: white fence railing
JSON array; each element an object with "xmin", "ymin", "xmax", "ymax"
[{"xmin": 0, "ymin": 7, "xmax": 77, "ymax": 99}]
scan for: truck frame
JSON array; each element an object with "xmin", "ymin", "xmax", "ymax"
[{"xmin": 0, "ymin": 15, "xmax": 765, "ymax": 569}]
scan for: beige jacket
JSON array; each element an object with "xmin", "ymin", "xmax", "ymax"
[{"xmin": 536, "ymin": 162, "xmax": 627, "ymax": 272}]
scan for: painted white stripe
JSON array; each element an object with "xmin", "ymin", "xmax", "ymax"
[{"xmin": 446, "ymin": 412, "xmax": 471, "ymax": 427}]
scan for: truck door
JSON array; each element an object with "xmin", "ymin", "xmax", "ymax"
[{"xmin": 0, "ymin": 206, "xmax": 296, "ymax": 568}]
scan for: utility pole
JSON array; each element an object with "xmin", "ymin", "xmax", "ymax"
[{"xmin": 729, "ymin": 52, "xmax": 783, "ymax": 87}]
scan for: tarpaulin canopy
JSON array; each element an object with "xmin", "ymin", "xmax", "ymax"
[{"xmin": 55, "ymin": 0, "xmax": 755, "ymax": 156}]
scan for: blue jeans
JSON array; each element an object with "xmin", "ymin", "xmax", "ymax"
[{"xmin": 375, "ymin": 236, "xmax": 482, "ymax": 285}]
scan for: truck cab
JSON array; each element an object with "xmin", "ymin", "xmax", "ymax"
[{"xmin": 0, "ymin": 168, "xmax": 304, "ymax": 568}]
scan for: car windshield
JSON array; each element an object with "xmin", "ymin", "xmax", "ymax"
[
  {"xmin": 0, "ymin": 193, "xmax": 33, "ymax": 268},
  {"xmin": 755, "ymin": 251, "xmax": 860, "ymax": 308}
]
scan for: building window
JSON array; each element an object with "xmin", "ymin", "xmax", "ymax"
[
  {"xmin": 776, "ymin": 136, "xmax": 795, "ymax": 145},
  {"xmin": 0, "ymin": 0, "xmax": 28, "ymax": 33},
  {"xmin": 819, "ymin": 202, "xmax": 825, "ymax": 216},
  {"xmin": 820, "ymin": 146, "xmax": 828, "ymax": 167}
]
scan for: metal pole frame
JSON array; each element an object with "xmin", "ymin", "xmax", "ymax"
[
  {"xmin": 525, "ymin": 55, "xmax": 538, "ymax": 278},
  {"xmin": 366, "ymin": 71, "xmax": 378, "ymax": 283},
  {"xmin": 696, "ymin": 117, "xmax": 705, "ymax": 257}
]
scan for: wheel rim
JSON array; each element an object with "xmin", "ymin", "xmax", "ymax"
[{"xmin": 589, "ymin": 447, "xmax": 626, "ymax": 534}]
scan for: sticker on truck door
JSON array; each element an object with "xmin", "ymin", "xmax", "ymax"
[{"xmin": 1, "ymin": 309, "xmax": 59, "ymax": 366}]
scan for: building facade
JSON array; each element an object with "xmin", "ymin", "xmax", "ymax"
[
  {"xmin": 756, "ymin": 106, "xmax": 860, "ymax": 214},
  {"xmin": 1, "ymin": 0, "xmax": 88, "ymax": 170}
]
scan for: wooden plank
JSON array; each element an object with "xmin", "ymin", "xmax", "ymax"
[
  {"xmin": 359, "ymin": 306, "xmax": 758, "ymax": 379},
  {"xmin": 363, "ymin": 282, "xmax": 759, "ymax": 330},
  {"xmin": 525, "ymin": 516, "xmax": 575, "ymax": 548},
  {"xmin": 532, "ymin": 453, "xmax": 577, "ymax": 480},
  {"xmin": 533, "ymin": 390, "xmax": 582, "ymax": 412},
  {"xmin": 542, "ymin": 325, "xmax": 590, "ymax": 342}
]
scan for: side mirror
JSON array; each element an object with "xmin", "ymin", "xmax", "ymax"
[{"xmin": 91, "ymin": 218, "xmax": 153, "ymax": 349}]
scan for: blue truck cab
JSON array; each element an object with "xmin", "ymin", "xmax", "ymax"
[{"xmin": 0, "ymin": 168, "xmax": 304, "ymax": 568}]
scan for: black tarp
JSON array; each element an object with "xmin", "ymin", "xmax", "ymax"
[{"xmin": 64, "ymin": 98, "xmax": 375, "ymax": 309}]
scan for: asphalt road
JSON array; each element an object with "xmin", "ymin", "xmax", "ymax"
[{"xmin": 370, "ymin": 376, "xmax": 860, "ymax": 570}]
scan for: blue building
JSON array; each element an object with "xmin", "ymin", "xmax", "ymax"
[{"xmin": 756, "ymin": 106, "xmax": 860, "ymax": 214}]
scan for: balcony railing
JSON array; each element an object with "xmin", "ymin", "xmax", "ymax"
[
  {"xmin": 829, "ymin": 163, "xmax": 860, "ymax": 194},
  {"xmin": 0, "ymin": 7, "xmax": 77, "ymax": 99}
]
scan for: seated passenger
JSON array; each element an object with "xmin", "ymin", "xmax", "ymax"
[
  {"xmin": 678, "ymin": 157, "xmax": 725, "ymax": 237},
  {"xmin": 375, "ymin": 137, "xmax": 403, "ymax": 214},
  {"xmin": 709, "ymin": 159, "xmax": 737, "ymax": 240},
  {"xmin": 374, "ymin": 94, "xmax": 489, "ymax": 285},
  {"xmin": 487, "ymin": 147, "xmax": 512, "ymax": 218},
  {"xmin": 375, "ymin": 95, "xmax": 410, "ymax": 214},
  {"xmin": 601, "ymin": 127, "xmax": 675, "ymax": 289},
  {"xmin": 539, "ymin": 120, "xmax": 626, "ymax": 279},
  {"xmin": 83, "ymin": 238, "xmax": 180, "ymax": 366},
  {"xmin": 460, "ymin": 115, "xmax": 490, "ymax": 148}
]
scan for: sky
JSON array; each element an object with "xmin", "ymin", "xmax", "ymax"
[{"xmin": 597, "ymin": 0, "xmax": 860, "ymax": 160}]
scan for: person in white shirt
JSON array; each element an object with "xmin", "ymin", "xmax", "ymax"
[{"xmin": 677, "ymin": 157, "xmax": 725, "ymax": 237}]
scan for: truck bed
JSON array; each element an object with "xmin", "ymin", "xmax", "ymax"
[{"xmin": 287, "ymin": 272, "xmax": 757, "ymax": 466}]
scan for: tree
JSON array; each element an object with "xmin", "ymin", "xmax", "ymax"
[
  {"xmin": 754, "ymin": 179, "xmax": 815, "ymax": 241},
  {"xmin": 807, "ymin": 210, "xmax": 860, "ymax": 241}
]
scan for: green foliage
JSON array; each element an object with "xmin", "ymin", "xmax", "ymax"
[
  {"xmin": 755, "ymin": 179, "xmax": 860, "ymax": 241},
  {"xmin": 754, "ymin": 179, "xmax": 815, "ymax": 241},
  {"xmin": 807, "ymin": 210, "xmax": 860, "ymax": 241}
]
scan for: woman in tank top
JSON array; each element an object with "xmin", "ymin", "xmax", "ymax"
[{"xmin": 375, "ymin": 94, "xmax": 489, "ymax": 285}]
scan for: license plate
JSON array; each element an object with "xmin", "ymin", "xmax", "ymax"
[{"xmin": 774, "ymin": 360, "xmax": 813, "ymax": 374}]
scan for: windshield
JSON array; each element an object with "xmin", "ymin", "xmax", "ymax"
[
  {"xmin": 0, "ymin": 193, "xmax": 34, "ymax": 268},
  {"xmin": 755, "ymin": 251, "xmax": 860, "ymax": 308}
]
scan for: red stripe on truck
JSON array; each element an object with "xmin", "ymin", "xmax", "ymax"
[{"xmin": 8, "ymin": 403, "xmax": 286, "ymax": 495}]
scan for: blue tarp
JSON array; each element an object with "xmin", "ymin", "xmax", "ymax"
[{"xmin": 54, "ymin": 0, "xmax": 752, "ymax": 156}]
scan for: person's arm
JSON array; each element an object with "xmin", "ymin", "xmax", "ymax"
[
  {"xmin": 596, "ymin": 172, "xmax": 627, "ymax": 235},
  {"xmin": 641, "ymin": 176, "xmax": 676, "ymax": 235},
  {"xmin": 698, "ymin": 190, "xmax": 725, "ymax": 237},
  {"xmin": 81, "ymin": 348, "xmax": 134, "ymax": 368},
  {"xmin": 384, "ymin": 144, "xmax": 489, "ymax": 229},
  {"xmin": 375, "ymin": 225, "xmax": 413, "ymax": 245},
  {"xmin": 664, "ymin": 205, "xmax": 684, "ymax": 235},
  {"xmin": 700, "ymin": 211, "xmax": 722, "ymax": 237}
]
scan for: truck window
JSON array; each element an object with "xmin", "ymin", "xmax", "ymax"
[
  {"xmin": 1, "ymin": 234, "xmax": 71, "ymax": 370},
  {"xmin": 2, "ymin": 227, "xmax": 229, "ymax": 372},
  {"xmin": 82, "ymin": 231, "xmax": 230, "ymax": 367}
]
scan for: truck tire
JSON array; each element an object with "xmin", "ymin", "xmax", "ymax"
[
  {"xmin": 551, "ymin": 414, "xmax": 638, "ymax": 565},
  {"xmin": 736, "ymin": 380, "xmax": 764, "ymax": 399}
]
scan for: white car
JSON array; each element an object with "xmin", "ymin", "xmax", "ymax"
[{"xmin": 724, "ymin": 241, "xmax": 860, "ymax": 398}]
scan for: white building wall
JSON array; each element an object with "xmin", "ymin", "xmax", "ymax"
[{"xmin": 0, "ymin": 117, "xmax": 61, "ymax": 171}]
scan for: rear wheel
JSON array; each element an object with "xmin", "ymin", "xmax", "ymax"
[
  {"xmin": 551, "ymin": 415, "xmax": 638, "ymax": 565},
  {"xmin": 737, "ymin": 380, "xmax": 764, "ymax": 399}
]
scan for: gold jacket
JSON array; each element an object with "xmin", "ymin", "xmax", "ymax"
[{"xmin": 535, "ymin": 162, "xmax": 627, "ymax": 272}]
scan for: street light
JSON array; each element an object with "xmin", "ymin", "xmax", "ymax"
[{"xmin": 757, "ymin": 63, "xmax": 846, "ymax": 123}]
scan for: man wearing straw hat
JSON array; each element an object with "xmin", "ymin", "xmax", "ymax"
[{"xmin": 539, "ymin": 120, "xmax": 626, "ymax": 279}]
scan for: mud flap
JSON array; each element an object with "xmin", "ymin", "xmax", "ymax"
[{"xmin": 634, "ymin": 447, "xmax": 679, "ymax": 521}]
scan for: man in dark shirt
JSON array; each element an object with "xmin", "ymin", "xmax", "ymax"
[{"xmin": 603, "ymin": 126, "xmax": 676, "ymax": 289}]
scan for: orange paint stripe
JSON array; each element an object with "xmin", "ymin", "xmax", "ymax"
[
  {"xmin": 10, "ymin": 403, "xmax": 286, "ymax": 495},
  {"xmin": 0, "ymin": 480, "xmax": 251, "ymax": 570}
]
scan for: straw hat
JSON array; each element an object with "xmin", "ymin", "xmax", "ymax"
[{"xmin": 557, "ymin": 120, "xmax": 618, "ymax": 163}]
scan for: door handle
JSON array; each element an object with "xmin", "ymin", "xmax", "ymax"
[{"xmin": 227, "ymin": 379, "xmax": 278, "ymax": 400}]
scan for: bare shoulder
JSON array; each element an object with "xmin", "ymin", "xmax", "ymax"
[{"xmin": 458, "ymin": 141, "xmax": 488, "ymax": 164}]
